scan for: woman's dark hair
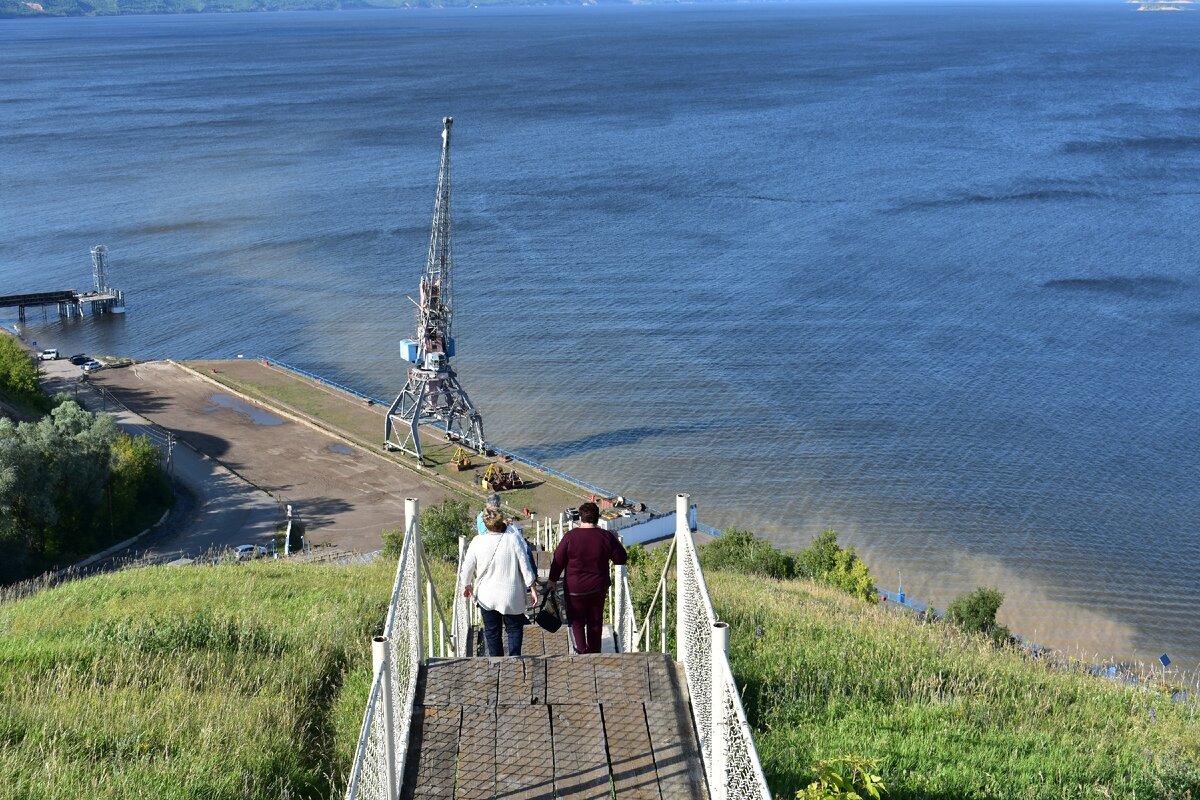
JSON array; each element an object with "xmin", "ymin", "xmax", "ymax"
[{"xmin": 578, "ymin": 502, "xmax": 600, "ymax": 524}]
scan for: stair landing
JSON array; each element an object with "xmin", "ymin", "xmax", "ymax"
[{"xmin": 401, "ymin": 653, "xmax": 709, "ymax": 800}]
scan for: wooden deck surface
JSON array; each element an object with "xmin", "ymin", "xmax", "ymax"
[{"xmin": 401, "ymin": 653, "xmax": 708, "ymax": 800}]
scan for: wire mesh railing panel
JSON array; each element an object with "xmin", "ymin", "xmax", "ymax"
[
  {"xmin": 347, "ymin": 513, "xmax": 425, "ymax": 800},
  {"xmin": 677, "ymin": 528, "xmax": 716, "ymax": 761},
  {"xmin": 344, "ymin": 681, "xmax": 389, "ymax": 800},
  {"xmin": 719, "ymin": 657, "xmax": 773, "ymax": 799}
]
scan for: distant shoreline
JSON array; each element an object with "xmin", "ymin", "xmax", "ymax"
[{"xmin": 6, "ymin": 1, "xmax": 677, "ymax": 20}]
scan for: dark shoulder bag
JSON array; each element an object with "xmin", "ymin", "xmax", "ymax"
[{"xmin": 531, "ymin": 583, "xmax": 562, "ymax": 633}]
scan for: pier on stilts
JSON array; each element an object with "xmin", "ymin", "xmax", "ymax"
[
  {"xmin": 0, "ymin": 245, "xmax": 126, "ymax": 323},
  {"xmin": 345, "ymin": 494, "xmax": 772, "ymax": 800}
]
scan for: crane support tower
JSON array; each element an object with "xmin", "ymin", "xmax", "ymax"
[{"xmin": 384, "ymin": 117, "xmax": 486, "ymax": 463}]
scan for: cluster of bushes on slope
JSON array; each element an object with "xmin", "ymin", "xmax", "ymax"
[
  {"xmin": 0, "ymin": 335, "xmax": 51, "ymax": 415},
  {"xmin": 0, "ymin": 399, "xmax": 170, "ymax": 582}
]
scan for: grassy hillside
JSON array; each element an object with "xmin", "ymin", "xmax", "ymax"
[
  {"xmin": 710, "ymin": 570, "xmax": 1200, "ymax": 798},
  {"xmin": 0, "ymin": 560, "xmax": 398, "ymax": 799}
]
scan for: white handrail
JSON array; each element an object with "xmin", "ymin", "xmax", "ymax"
[
  {"xmin": 637, "ymin": 494, "xmax": 772, "ymax": 799},
  {"xmin": 345, "ymin": 498, "xmax": 440, "ymax": 800}
]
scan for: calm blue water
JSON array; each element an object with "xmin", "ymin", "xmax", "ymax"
[{"xmin": 2, "ymin": 3, "xmax": 1198, "ymax": 667}]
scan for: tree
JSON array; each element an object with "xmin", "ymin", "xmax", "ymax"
[
  {"xmin": 946, "ymin": 586, "xmax": 1010, "ymax": 644},
  {"xmin": 797, "ymin": 528, "xmax": 841, "ymax": 579},
  {"xmin": 0, "ymin": 335, "xmax": 48, "ymax": 412},
  {"xmin": 381, "ymin": 498, "xmax": 475, "ymax": 562}
]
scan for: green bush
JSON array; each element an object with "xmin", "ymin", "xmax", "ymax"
[
  {"xmin": 0, "ymin": 401, "xmax": 170, "ymax": 580},
  {"xmin": 701, "ymin": 527, "xmax": 797, "ymax": 579},
  {"xmin": 797, "ymin": 529, "xmax": 877, "ymax": 602},
  {"xmin": 421, "ymin": 499, "xmax": 474, "ymax": 562},
  {"xmin": 796, "ymin": 757, "xmax": 887, "ymax": 800},
  {"xmin": 946, "ymin": 586, "xmax": 1011, "ymax": 645},
  {"xmin": 382, "ymin": 498, "xmax": 475, "ymax": 561},
  {"xmin": 0, "ymin": 335, "xmax": 50, "ymax": 413}
]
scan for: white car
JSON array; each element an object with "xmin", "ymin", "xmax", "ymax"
[
  {"xmin": 81, "ymin": 360, "xmax": 104, "ymax": 372},
  {"xmin": 38, "ymin": 349, "xmax": 59, "ymax": 361},
  {"xmin": 234, "ymin": 544, "xmax": 269, "ymax": 561}
]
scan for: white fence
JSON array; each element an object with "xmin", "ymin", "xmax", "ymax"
[
  {"xmin": 633, "ymin": 495, "xmax": 773, "ymax": 800},
  {"xmin": 344, "ymin": 499, "xmax": 453, "ymax": 800}
]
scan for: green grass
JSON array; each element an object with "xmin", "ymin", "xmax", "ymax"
[
  {"xmin": 706, "ymin": 570, "xmax": 1200, "ymax": 799},
  {"xmin": 0, "ymin": 559, "xmax": 400, "ymax": 799}
]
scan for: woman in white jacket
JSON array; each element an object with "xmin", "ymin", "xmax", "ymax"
[{"xmin": 460, "ymin": 507, "xmax": 538, "ymax": 656}]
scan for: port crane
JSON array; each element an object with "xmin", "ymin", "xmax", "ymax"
[{"xmin": 385, "ymin": 117, "xmax": 487, "ymax": 463}]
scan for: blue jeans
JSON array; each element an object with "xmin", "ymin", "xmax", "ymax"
[{"xmin": 479, "ymin": 607, "xmax": 525, "ymax": 656}]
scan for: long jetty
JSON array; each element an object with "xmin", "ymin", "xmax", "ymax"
[{"xmin": 0, "ymin": 289, "xmax": 125, "ymax": 322}]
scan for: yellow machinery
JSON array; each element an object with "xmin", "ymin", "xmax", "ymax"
[{"xmin": 451, "ymin": 446, "xmax": 472, "ymax": 472}]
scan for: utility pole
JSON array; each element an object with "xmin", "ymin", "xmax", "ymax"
[{"xmin": 384, "ymin": 117, "xmax": 486, "ymax": 463}]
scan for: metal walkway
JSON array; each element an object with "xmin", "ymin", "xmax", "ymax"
[{"xmin": 346, "ymin": 495, "xmax": 770, "ymax": 800}]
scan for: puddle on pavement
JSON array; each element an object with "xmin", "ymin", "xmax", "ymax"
[
  {"xmin": 203, "ymin": 393, "xmax": 285, "ymax": 426},
  {"xmin": 328, "ymin": 443, "xmax": 354, "ymax": 456}
]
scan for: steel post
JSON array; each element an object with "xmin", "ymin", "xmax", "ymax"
[
  {"xmin": 406, "ymin": 498, "xmax": 425, "ymax": 665},
  {"xmin": 373, "ymin": 635, "xmax": 397, "ymax": 799},
  {"xmin": 675, "ymin": 493, "xmax": 690, "ymax": 664},
  {"xmin": 711, "ymin": 621, "xmax": 730, "ymax": 800}
]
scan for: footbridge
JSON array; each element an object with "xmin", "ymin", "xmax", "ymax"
[{"xmin": 346, "ymin": 494, "xmax": 771, "ymax": 800}]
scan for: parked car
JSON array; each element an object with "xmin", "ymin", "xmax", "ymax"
[
  {"xmin": 234, "ymin": 544, "xmax": 269, "ymax": 561},
  {"xmin": 38, "ymin": 349, "xmax": 59, "ymax": 361},
  {"xmin": 81, "ymin": 360, "xmax": 104, "ymax": 372},
  {"xmin": 68, "ymin": 354, "xmax": 89, "ymax": 366}
]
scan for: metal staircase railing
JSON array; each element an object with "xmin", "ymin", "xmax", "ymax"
[
  {"xmin": 627, "ymin": 494, "xmax": 773, "ymax": 800},
  {"xmin": 345, "ymin": 498, "xmax": 452, "ymax": 800},
  {"xmin": 347, "ymin": 493, "xmax": 770, "ymax": 800}
]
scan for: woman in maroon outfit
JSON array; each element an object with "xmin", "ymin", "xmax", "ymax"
[{"xmin": 547, "ymin": 502, "xmax": 628, "ymax": 654}]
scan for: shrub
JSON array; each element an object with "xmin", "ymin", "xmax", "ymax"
[
  {"xmin": 701, "ymin": 527, "xmax": 796, "ymax": 579},
  {"xmin": 946, "ymin": 586, "xmax": 1010, "ymax": 644},
  {"xmin": 381, "ymin": 527, "xmax": 403, "ymax": 558},
  {"xmin": 0, "ymin": 335, "xmax": 49, "ymax": 412},
  {"xmin": 421, "ymin": 499, "xmax": 474, "ymax": 561},
  {"xmin": 796, "ymin": 757, "xmax": 887, "ymax": 800},
  {"xmin": 797, "ymin": 529, "xmax": 877, "ymax": 603}
]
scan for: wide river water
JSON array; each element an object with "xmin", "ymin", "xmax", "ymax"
[{"xmin": 2, "ymin": 3, "xmax": 1197, "ymax": 668}]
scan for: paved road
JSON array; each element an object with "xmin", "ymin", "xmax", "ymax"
[{"xmin": 38, "ymin": 357, "xmax": 280, "ymax": 561}]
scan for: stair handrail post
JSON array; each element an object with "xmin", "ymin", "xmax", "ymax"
[
  {"xmin": 674, "ymin": 493, "xmax": 690, "ymax": 665},
  {"xmin": 406, "ymin": 497, "xmax": 426, "ymax": 666},
  {"xmin": 710, "ymin": 621, "xmax": 731, "ymax": 800},
  {"xmin": 373, "ymin": 635, "xmax": 397, "ymax": 799},
  {"xmin": 614, "ymin": 562, "xmax": 628, "ymax": 652}
]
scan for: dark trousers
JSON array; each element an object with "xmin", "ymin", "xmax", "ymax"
[
  {"xmin": 565, "ymin": 591, "xmax": 606, "ymax": 654},
  {"xmin": 479, "ymin": 607, "xmax": 525, "ymax": 656}
]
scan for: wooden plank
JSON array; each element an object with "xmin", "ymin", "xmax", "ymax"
[
  {"xmin": 529, "ymin": 657, "xmax": 547, "ymax": 706},
  {"xmin": 523, "ymin": 628, "xmax": 545, "ymax": 657},
  {"xmin": 644, "ymin": 701, "xmax": 708, "ymax": 800},
  {"xmin": 602, "ymin": 703, "xmax": 662, "ymax": 800},
  {"xmin": 552, "ymin": 703, "xmax": 610, "ymax": 800},
  {"xmin": 496, "ymin": 704, "xmax": 555, "ymax": 800},
  {"xmin": 402, "ymin": 705, "xmax": 462, "ymax": 800},
  {"xmin": 543, "ymin": 629, "xmax": 571, "ymax": 656},
  {"xmin": 592, "ymin": 655, "xmax": 648, "ymax": 704},
  {"xmin": 460, "ymin": 659, "xmax": 499, "ymax": 707},
  {"xmin": 455, "ymin": 708, "xmax": 496, "ymax": 800},
  {"xmin": 546, "ymin": 657, "xmax": 596, "ymax": 705},
  {"xmin": 646, "ymin": 656, "xmax": 686, "ymax": 704},
  {"xmin": 423, "ymin": 659, "xmax": 471, "ymax": 707},
  {"xmin": 497, "ymin": 658, "xmax": 533, "ymax": 706}
]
